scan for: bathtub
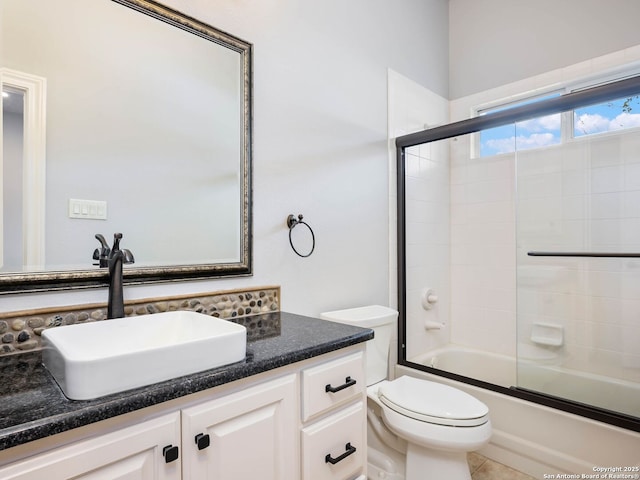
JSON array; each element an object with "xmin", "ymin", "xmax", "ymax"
[
  {"xmin": 397, "ymin": 345, "xmax": 640, "ymax": 477},
  {"xmin": 414, "ymin": 346, "xmax": 516, "ymax": 386},
  {"xmin": 412, "ymin": 345, "xmax": 640, "ymax": 418}
]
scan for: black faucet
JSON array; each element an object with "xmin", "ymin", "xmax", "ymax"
[{"xmin": 93, "ymin": 233, "xmax": 135, "ymax": 319}]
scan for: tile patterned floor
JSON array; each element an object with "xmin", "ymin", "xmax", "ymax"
[{"xmin": 468, "ymin": 452, "xmax": 537, "ymax": 480}]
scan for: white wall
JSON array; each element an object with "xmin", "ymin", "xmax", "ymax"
[
  {"xmin": 1, "ymin": 0, "xmax": 449, "ymax": 316},
  {"xmin": 449, "ymin": 0, "xmax": 640, "ymax": 99}
]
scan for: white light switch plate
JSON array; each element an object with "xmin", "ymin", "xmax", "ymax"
[{"xmin": 68, "ymin": 198, "xmax": 107, "ymax": 220}]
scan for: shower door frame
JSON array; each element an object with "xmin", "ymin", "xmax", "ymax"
[{"xmin": 395, "ymin": 74, "xmax": 640, "ymax": 433}]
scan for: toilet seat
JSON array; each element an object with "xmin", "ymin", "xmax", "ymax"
[{"xmin": 378, "ymin": 376, "xmax": 489, "ymax": 427}]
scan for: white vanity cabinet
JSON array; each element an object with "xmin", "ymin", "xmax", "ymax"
[
  {"xmin": 0, "ymin": 345, "xmax": 367, "ymax": 480},
  {"xmin": 181, "ymin": 374, "xmax": 298, "ymax": 479},
  {"xmin": 300, "ymin": 352, "xmax": 367, "ymax": 480},
  {"xmin": 0, "ymin": 412, "xmax": 182, "ymax": 480}
]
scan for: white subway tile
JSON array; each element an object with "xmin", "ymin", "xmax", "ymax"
[
  {"xmin": 467, "ymin": 159, "xmax": 489, "ymax": 182},
  {"xmin": 589, "ymin": 296, "xmax": 623, "ymax": 323},
  {"xmin": 518, "ymin": 196, "xmax": 562, "ymax": 223},
  {"xmin": 590, "ymin": 219, "xmax": 622, "ymax": 246},
  {"xmin": 591, "ymin": 192, "xmax": 623, "ymax": 219},
  {"xmin": 562, "ymin": 195, "xmax": 587, "ymax": 220},
  {"xmin": 623, "ymin": 190, "xmax": 640, "ymax": 217},
  {"xmin": 621, "ymin": 298, "xmax": 640, "ymax": 325},
  {"xmin": 450, "ymin": 203, "xmax": 467, "ymax": 225},
  {"xmin": 590, "ymin": 165, "xmax": 623, "ymax": 193},
  {"xmin": 621, "ymin": 218, "xmax": 640, "ymax": 244},
  {"xmin": 624, "ymin": 162, "xmax": 640, "ymax": 190},
  {"xmin": 450, "ymin": 164, "xmax": 467, "ymax": 185},
  {"xmin": 585, "ymin": 257, "xmax": 625, "ymax": 273},
  {"xmin": 405, "ymin": 196, "xmax": 430, "ymax": 221},
  {"xmin": 562, "ymin": 170, "xmax": 588, "ymax": 196},
  {"xmin": 486, "ymin": 156, "xmax": 514, "ymax": 180},
  {"xmin": 587, "ymin": 270, "xmax": 622, "ymax": 298},
  {"xmin": 518, "ymin": 173, "xmax": 562, "ymax": 198},
  {"xmin": 431, "ymin": 139, "xmax": 450, "ymax": 163},
  {"xmin": 621, "ymin": 134, "xmax": 640, "ymax": 164},
  {"xmin": 621, "ymin": 270, "xmax": 640, "ymax": 299},
  {"xmin": 590, "ymin": 137, "xmax": 622, "ymax": 167},
  {"xmin": 562, "ymin": 143, "xmax": 589, "ymax": 171}
]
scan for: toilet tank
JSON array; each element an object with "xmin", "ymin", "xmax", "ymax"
[{"xmin": 320, "ymin": 305, "xmax": 397, "ymax": 385}]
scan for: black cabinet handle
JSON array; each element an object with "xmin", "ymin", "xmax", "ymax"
[
  {"xmin": 325, "ymin": 442, "xmax": 357, "ymax": 464},
  {"xmin": 195, "ymin": 433, "xmax": 211, "ymax": 450},
  {"xmin": 325, "ymin": 376, "xmax": 356, "ymax": 393},
  {"xmin": 163, "ymin": 445, "xmax": 179, "ymax": 463}
]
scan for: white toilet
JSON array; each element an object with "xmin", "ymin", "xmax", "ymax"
[{"xmin": 321, "ymin": 305, "xmax": 491, "ymax": 480}]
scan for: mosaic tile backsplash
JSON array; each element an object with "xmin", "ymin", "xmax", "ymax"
[{"xmin": 0, "ymin": 286, "xmax": 280, "ymax": 356}]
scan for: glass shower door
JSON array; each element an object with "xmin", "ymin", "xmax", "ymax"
[{"xmin": 515, "ymin": 123, "xmax": 640, "ymax": 418}]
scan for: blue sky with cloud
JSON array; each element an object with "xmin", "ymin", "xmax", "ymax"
[
  {"xmin": 574, "ymin": 97, "xmax": 640, "ymax": 136},
  {"xmin": 480, "ymin": 96, "xmax": 640, "ymax": 156}
]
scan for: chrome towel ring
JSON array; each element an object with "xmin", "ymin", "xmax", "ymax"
[{"xmin": 286, "ymin": 214, "xmax": 315, "ymax": 257}]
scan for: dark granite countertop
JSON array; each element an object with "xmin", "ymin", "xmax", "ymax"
[{"xmin": 0, "ymin": 311, "xmax": 372, "ymax": 451}]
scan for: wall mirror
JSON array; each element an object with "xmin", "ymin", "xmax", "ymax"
[{"xmin": 0, "ymin": 0, "xmax": 252, "ymax": 293}]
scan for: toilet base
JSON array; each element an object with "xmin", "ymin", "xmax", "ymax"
[
  {"xmin": 367, "ymin": 446, "xmax": 404, "ymax": 480},
  {"xmin": 406, "ymin": 443, "xmax": 471, "ymax": 480}
]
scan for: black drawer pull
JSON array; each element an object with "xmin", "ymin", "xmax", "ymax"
[
  {"xmin": 195, "ymin": 433, "xmax": 210, "ymax": 450},
  {"xmin": 325, "ymin": 376, "xmax": 356, "ymax": 393},
  {"xmin": 163, "ymin": 445, "xmax": 179, "ymax": 463},
  {"xmin": 325, "ymin": 442, "xmax": 357, "ymax": 465}
]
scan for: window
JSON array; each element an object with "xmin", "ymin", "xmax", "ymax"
[
  {"xmin": 574, "ymin": 95, "xmax": 640, "ymax": 137},
  {"xmin": 480, "ymin": 112, "xmax": 562, "ymax": 156},
  {"xmin": 476, "ymin": 77, "xmax": 640, "ymax": 158},
  {"xmin": 478, "ymin": 93, "xmax": 562, "ymax": 157}
]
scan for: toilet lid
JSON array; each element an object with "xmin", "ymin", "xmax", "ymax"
[{"xmin": 378, "ymin": 376, "xmax": 489, "ymax": 427}]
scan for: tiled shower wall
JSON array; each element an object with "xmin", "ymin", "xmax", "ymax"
[
  {"xmin": 450, "ymin": 46, "xmax": 640, "ymax": 381},
  {"xmin": 516, "ymin": 135, "xmax": 640, "ymax": 382},
  {"xmin": 448, "ymin": 128, "xmax": 640, "ymax": 382},
  {"xmin": 397, "ymin": 45, "xmax": 640, "ymax": 382},
  {"xmin": 449, "ymin": 138, "xmax": 517, "ymax": 356},
  {"xmin": 448, "ymin": 45, "xmax": 640, "ymax": 380},
  {"xmin": 404, "ymin": 139, "xmax": 452, "ymax": 357},
  {"xmin": 387, "ymin": 69, "xmax": 450, "ymax": 360}
]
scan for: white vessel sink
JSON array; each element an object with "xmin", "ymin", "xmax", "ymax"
[{"xmin": 42, "ymin": 311, "xmax": 247, "ymax": 400}]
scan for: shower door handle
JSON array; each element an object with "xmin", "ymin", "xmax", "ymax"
[{"xmin": 528, "ymin": 251, "xmax": 640, "ymax": 258}]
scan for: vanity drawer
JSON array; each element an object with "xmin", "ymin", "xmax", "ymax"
[
  {"xmin": 301, "ymin": 401, "xmax": 366, "ymax": 480},
  {"xmin": 301, "ymin": 352, "xmax": 365, "ymax": 421}
]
